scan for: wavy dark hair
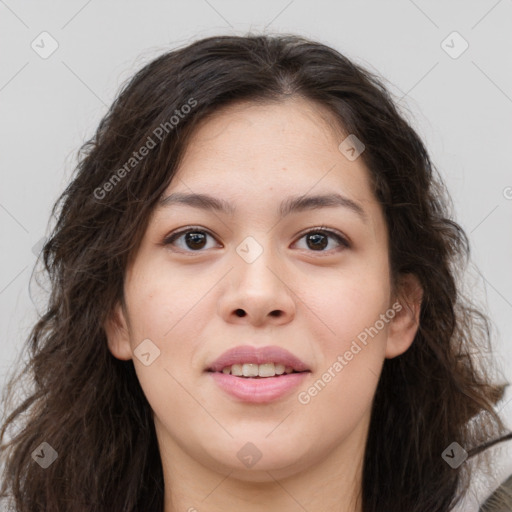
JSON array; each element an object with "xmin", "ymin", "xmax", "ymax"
[{"xmin": 1, "ymin": 33, "xmax": 511, "ymax": 512}]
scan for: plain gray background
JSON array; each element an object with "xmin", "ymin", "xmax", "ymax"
[{"xmin": 1, "ymin": 1, "xmax": 511, "ymax": 510}]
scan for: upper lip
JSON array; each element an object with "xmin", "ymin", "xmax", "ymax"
[{"xmin": 207, "ymin": 345, "xmax": 310, "ymax": 373}]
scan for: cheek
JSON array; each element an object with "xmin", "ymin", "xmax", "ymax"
[
  {"xmin": 306, "ymin": 261, "xmax": 391, "ymax": 348},
  {"xmin": 125, "ymin": 287, "xmax": 200, "ymax": 436},
  {"xmin": 123, "ymin": 271, "xmax": 208, "ymax": 399},
  {"xmin": 298, "ymin": 362, "xmax": 379, "ymax": 445},
  {"xmin": 293, "ymin": 259, "xmax": 390, "ymax": 430},
  {"xmin": 297, "ymin": 286, "xmax": 387, "ymax": 433},
  {"xmin": 125, "ymin": 267, "xmax": 206, "ymax": 344}
]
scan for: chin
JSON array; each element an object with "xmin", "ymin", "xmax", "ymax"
[{"xmin": 205, "ymin": 442, "xmax": 311, "ymax": 481}]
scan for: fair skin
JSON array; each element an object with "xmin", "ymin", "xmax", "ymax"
[{"xmin": 105, "ymin": 96, "xmax": 422, "ymax": 512}]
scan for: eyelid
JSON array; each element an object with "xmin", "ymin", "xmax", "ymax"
[{"xmin": 162, "ymin": 225, "xmax": 350, "ymax": 252}]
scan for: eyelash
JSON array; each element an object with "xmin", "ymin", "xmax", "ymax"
[{"xmin": 162, "ymin": 226, "xmax": 350, "ymax": 254}]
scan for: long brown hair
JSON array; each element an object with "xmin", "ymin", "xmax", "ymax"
[{"xmin": 1, "ymin": 33, "xmax": 510, "ymax": 512}]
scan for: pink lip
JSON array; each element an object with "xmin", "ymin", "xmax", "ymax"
[
  {"xmin": 207, "ymin": 345, "xmax": 310, "ymax": 373},
  {"xmin": 206, "ymin": 345, "xmax": 311, "ymax": 403},
  {"xmin": 208, "ymin": 371, "xmax": 309, "ymax": 403}
]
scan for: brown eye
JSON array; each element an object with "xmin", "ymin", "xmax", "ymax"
[
  {"xmin": 306, "ymin": 232, "xmax": 328, "ymax": 250},
  {"xmin": 295, "ymin": 228, "xmax": 349, "ymax": 252},
  {"xmin": 163, "ymin": 228, "xmax": 218, "ymax": 251},
  {"xmin": 183, "ymin": 232, "xmax": 208, "ymax": 250}
]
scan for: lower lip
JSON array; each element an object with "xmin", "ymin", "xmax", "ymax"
[{"xmin": 208, "ymin": 371, "xmax": 310, "ymax": 403}]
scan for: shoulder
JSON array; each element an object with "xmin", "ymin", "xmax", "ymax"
[{"xmin": 479, "ymin": 474, "xmax": 512, "ymax": 512}]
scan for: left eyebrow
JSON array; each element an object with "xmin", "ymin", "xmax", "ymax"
[{"xmin": 158, "ymin": 192, "xmax": 368, "ymax": 223}]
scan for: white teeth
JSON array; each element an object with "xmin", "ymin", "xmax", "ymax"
[
  {"xmin": 231, "ymin": 364, "xmax": 243, "ymax": 376},
  {"xmin": 220, "ymin": 363, "xmax": 293, "ymax": 377},
  {"xmin": 258, "ymin": 363, "xmax": 275, "ymax": 377},
  {"xmin": 274, "ymin": 364, "xmax": 286, "ymax": 375},
  {"xmin": 242, "ymin": 363, "xmax": 259, "ymax": 377}
]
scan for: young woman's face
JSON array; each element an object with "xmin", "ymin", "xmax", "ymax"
[{"xmin": 107, "ymin": 97, "xmax": 419, "ymax": 483}]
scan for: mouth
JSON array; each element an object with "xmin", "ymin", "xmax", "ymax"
[
  {"xmin": 206, "ymin": 345, "xmax": 311, "ymax": 374},
  {"xmin": 207, "ymin": 363, "xmax": 309, "ymax": 378},
  {"xmin": 205, "ymin": 346, "xmax": 311, "ymax": 403},
  {"xmin": 206, "ymin": 367, "xmax": 311, "ymax": 403}
]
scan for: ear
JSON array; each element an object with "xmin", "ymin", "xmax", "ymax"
[
  {"xmin": 104, "ymin": 300, "xmax": 133, "ymax": 361},
  {"xmin": 385, "ymin": 273, "xmax": 423, "ymax": 359}
]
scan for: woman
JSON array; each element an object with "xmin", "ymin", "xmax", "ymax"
[{"xmin": 0, "ymin": 33, "xmax": 510, "ymax": 512}]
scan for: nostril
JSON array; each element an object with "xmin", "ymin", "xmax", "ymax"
[{"xmin": 235, "ymin": 309, "xmax": 245, "ymax": 317}]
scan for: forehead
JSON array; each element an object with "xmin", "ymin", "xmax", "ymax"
[
  {"xmin": 181, "ymin": 96, "xmax": 346, "ymax": 159},
  {"xmin": 171, "ymin": 97, "xmax": 371, "ymax": 199}
]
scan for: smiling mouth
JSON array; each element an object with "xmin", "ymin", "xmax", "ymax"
[
  {"xmin": 207, "ymin": 371, "xmax": 308, "ymax": 378},
  {"xmin": 207, "ymin": 365, "xmax": 310, "ymax": 403},
  {"xmin": 207, "ymin": 362, "xmax": 310, "ymax": 378}
]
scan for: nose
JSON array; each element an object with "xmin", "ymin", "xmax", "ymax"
[{"xmin": 217, "ymin": 241, "xmax": 296, "ymax": 327}]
